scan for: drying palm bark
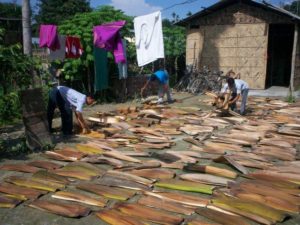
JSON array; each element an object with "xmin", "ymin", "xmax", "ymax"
[
  {"xmin": 0, "ymin": 182, "xmax": 46, "ymax": 200},
  {"xmin": 229, "ymin": 188, "xmax": 299, "ymax": 213},
  {"xmin": 0, "ymin": 164, "xmax": 40, "ymax": 173},
  {"xmin": 183, "ymin": 164, "xmax": 238, "ymax": 179},
  {"xmin": 27, "ymin": 160, "xmax": 63, "ymax": 170},
  {"xmin": 203, "ymin": 141, "xmax": 244, "ymax": 154},
  {"xmin": 96, "ymin": 209, "xmax": 148, "ymax": 225},
  {"xmin": 81, "ymin": 155, "xmax": 124, "ymax": 168},
  {"xmin": 76, "ymin": 183, "xmax": 136, "ymax": 201},
  {"xmin": 52, "ymin": 190, "xmax": 107, "ymax": 207},
  {"xmin": 211, "ymin": 193, "xmax": 287, "ymax": 224},
  {"xmin": 151, "ymin": 152, "xmax": 181, "ymax": 163},
  {"xmin": 213, "ymin": 155, "xmax": 249, "ymax": 174},
  {"xmin": 103, "ymin": 150, "xmax": 141, "ymax": 163},
  {"xmin": 155, "ymin": 179, "xmax": 214, "ymax": 194},
  {"xmin": 118, "ymin": 160, "xmax": 161, "ymax": 171},
  {"xmin": 44, "ymin": 148, "xmax": 86, "ymax": 161},
  {"xmin": 86, "ymin": 140, "xmax": 117, "ymax": 151},
  {"xmin": 128, "ymin": 168, "xmax": 175, "ymax": 180},
  {"xmin": 138, "ymin": 195, "xmax": 197, "ymax": 215},
  {"xmin": 0, "ymin": 195, "xmax": 22, "ymax": 208},
  {"xmin": 128, "ymin": 142, "xmax": 172, "ymax": 150},
  {"xmin": 28, "ymin": 199, "xmax": 90, "ymax": 218},
  {"xmin": 116, "ymin": 203, "xmax": 184, "ymax": 225},
  {"xmin": 53, "ymin": 162, "xmax": 103, "ymax": 181},
  {"xmin": 75, "ymin": 143, "xmax": 104, "ymax": 155},
  {"xmin": 5, "ymin": 176, "xmax": 64, "ymax": 192},
  {"xmin": 98, "ymin": 175, "xmax": 152, "ymax": 191},
  {"xmin": 180, "ymin": 173, "xmax": 232, "ymax": 186},
  {"xmin": 164, "ymin": 151, "xmax": 198, "ymax": 164},
  {"xmin": 187, "ymin": 218, "xmax": 221, "ymax": 225},
  {"xmin": 32, "ymin": 170, "xmax": 70, "ymax": 185},
  {"xmin": 211, "ymin": 136, "xmax": 252, "ymax": 146},
  {"xmin": 196, "ymin": 207, "xmax": 251, "ymax": 225},
  {"xmin": 226, "ymin": 155, "xmax": 274, "ymax": 169},
  {"xmin": 145, "ymin": 191, "xmax": 209, "ymax": 208},
  {"xmin": 174, "ymin": 69, "xmax": 224, "ymax": 94},
  {"xmin": 106, "ymin": 170, "xmax": 154, "ymax": 187}
]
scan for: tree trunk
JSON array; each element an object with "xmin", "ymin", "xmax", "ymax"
[
  {"xmin": 22, "ymin": 0, "xmax": 32, "ymax": 56},
  {"xmin": 289, "ymin": 23, "xmax": 298, "ymax": 97},
  {"xmin": 175, "ymin": 56, "xmax": 178, "ymax": 83}
]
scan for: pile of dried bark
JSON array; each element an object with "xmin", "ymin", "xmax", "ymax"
[{"xmin": 175, "ymin": 68, "xmax": 225, "ymax": 94}]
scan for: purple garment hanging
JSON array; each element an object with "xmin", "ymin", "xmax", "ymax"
[
  {"xmin": 39, "ymin": 25, "xmax": 60, "ymax": 51},
  {"xmin": 93, "ymin": 20, "xmax": 126, "ymax": 63}
]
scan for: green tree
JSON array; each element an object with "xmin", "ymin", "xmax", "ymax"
[
  {"xmin": 0, "ymin": 29, "xmax": 34, "ymax": 94},
  {"xmin": 0, "ymin": 28, "xmax": 46, "ymax": 124},
  {"xmin": 186, "ymin": 11, "xmax": 193, "ymax": 17},
  {"xmin": 162, "ymin": 19, "xmax": 186, "ymax": 84},
  {"xmin": 171, "ymin": 12, "xmax": 180, "ymax": 23},
  {"xmin": 283, "ymin": 0, "xmax": 300, "ymax": 16},
  {"xmin": 0, "ymin": 3, "xmax": 22, "ymax": 31},
  {"xmin": 0, "ymin": 2, "xmax": 22, "ymax": 44},
  {"xmin": 34, "ymin": 0, "xmax": 92, "ymax": 25},
  {"xmin": 58, "ymin": 6, "xmax": 133, "ymax": 92}
]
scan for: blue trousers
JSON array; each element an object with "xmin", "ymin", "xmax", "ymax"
[{"xmin": 47, "ymin": 87, "xmax": 73, "ymax": 135}]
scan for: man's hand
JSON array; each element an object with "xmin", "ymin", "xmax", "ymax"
[
  {"xmin": 81, "ymin": 127, "xmax": 91, "ymax": 134},
  {"xmin": 140, "ymin": 87, "xmax": 145, "ymax": 97}
]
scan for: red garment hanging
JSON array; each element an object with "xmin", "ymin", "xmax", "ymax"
[{"xmin": 65, "ymin": 36, "xmax": 83, "ymax": 58}]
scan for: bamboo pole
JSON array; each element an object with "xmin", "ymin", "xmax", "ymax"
[
  {"xmin": 289, "ymin": 23, "xmax": 298, "ymax": 97},
  {"xmin": 22, "ymin": 0, "xmax": 32, "ymax": 56}
]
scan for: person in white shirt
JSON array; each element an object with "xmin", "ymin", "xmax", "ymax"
[
  {"xmin": 47, "ymin": 86, "xmax": 95, "ymax": 135},
  {"xmin": 221, "ymin": 77, "xmax": 249, "ymax": 115}
]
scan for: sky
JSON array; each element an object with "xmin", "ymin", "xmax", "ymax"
[{"xmin": 0, "ymin": 0, "xmax": 289, "ymax": 20}]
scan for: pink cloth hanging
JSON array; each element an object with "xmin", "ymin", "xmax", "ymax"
[
  {"xmin": 39, "ymin": 25, "xmax": 60, "ymax": 51},
  {"xmin": 93, "ymin": 20, "xmax": 126, "ymax": 63}
]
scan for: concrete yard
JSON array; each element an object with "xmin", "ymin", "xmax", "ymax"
[{"xmin": 0, "ymin": 92, "xmax": 300, "ymax": 225}]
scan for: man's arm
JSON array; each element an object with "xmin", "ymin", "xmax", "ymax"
[
  {"xmin": 229, "ymin": 93, "xmax": 240, "ymax": 104},
  {"xmin": 75, "ymin": 111, "xmax": 90, "ymax": 134},
  {"xmin": 141, "ymin": 80, "xmax": 150, "ymax": 97}
]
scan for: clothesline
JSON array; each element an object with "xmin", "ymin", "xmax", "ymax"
[{"xmin": 162, "ymin": 0, "xmax": 200, "ymax": 11}]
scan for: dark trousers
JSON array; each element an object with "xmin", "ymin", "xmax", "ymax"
[
  {"xmin": 230, "ymin": 92, "xmax": 237, "ymax": 111},
  {"xmin": 47, "ymin": 87, "xmax": 73, "ymax": 135}
]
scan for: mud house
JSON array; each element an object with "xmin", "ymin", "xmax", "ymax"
[{"xmin": 177, "ymin": 0, "xmax": 300, "ymax": 89}]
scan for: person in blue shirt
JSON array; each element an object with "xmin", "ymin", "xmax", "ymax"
[{"xmin": 141, "ymin": 69, "xmax": 173, "ymax": 104}]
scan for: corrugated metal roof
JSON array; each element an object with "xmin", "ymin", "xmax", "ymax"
[{"xmin": 176, "ymin": 0, "xmax": 300, "ymax": 25}]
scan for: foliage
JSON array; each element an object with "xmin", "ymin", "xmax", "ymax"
[
  {"xmin": 0, "ymin": 134, "xmax": 31, "ymax": 158},
  {"xmin": 34, "ymin": 0, "xmax": 92, "ymax": 25},
  {"xmin": 0, "ymin": 28, "xmax": 35, "ymax": 94},
  {"xmin": 283, "ymin": 0, "xmax": 300, "ymax": 16},
  {"xmin": 58, "ymin": 6, "xmax": 133, "ymax": 91},
  {"xmin": 0, "ymin": 92, "xmax": 21, "ymax": 125},
  {"xmin": 285, "ymin": 93, "xmax": 296, "ymax": 103},
  {"xmin": 163, "ymin": 19, "xmax": 186, "ymax": 57},
  {"xmin": 162, "ymin": 19, "xmax": 186, "ymax": 85},
  {"xmin": 0, "ymin": 28, "xmax": 49, "ymax": 125},
  {"xmin": 0, "ymin": 2, "xmax": 22, "ymax": 32}
]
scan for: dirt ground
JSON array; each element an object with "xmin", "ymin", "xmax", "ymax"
[{"xmin": 0, "ymin": 92, "xmax": 299, "ymax": 225}]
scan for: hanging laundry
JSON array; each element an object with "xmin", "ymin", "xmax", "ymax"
[
  {"xmin": 65, "ymin": 36, "xmax": 83, "ymax": 59},
  {"xmin": 48, "ymin": 35, "xmax": 66, "ymax": 61},
  {"xmin": 134, "ymin": 11, "xmax": 164, "ymax": 67},
  {"xmin": 118, "ymin": 39, "xmax": 128, "ymax": 79},
  {"xmin": 94, "ymin": 47, "xmax": 108, "ymax": 91},
  {"xmin": 93, "ymin": 20, "xmax": 126, "ymax": 63},
  {"xmin": 39, "ymin": 25, "xmax": 60, "ymax": 51}
]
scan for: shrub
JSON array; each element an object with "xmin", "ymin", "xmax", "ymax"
[{"xmin": 0, "ymin": 92, "xmax": 21, "ymax": 125}]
